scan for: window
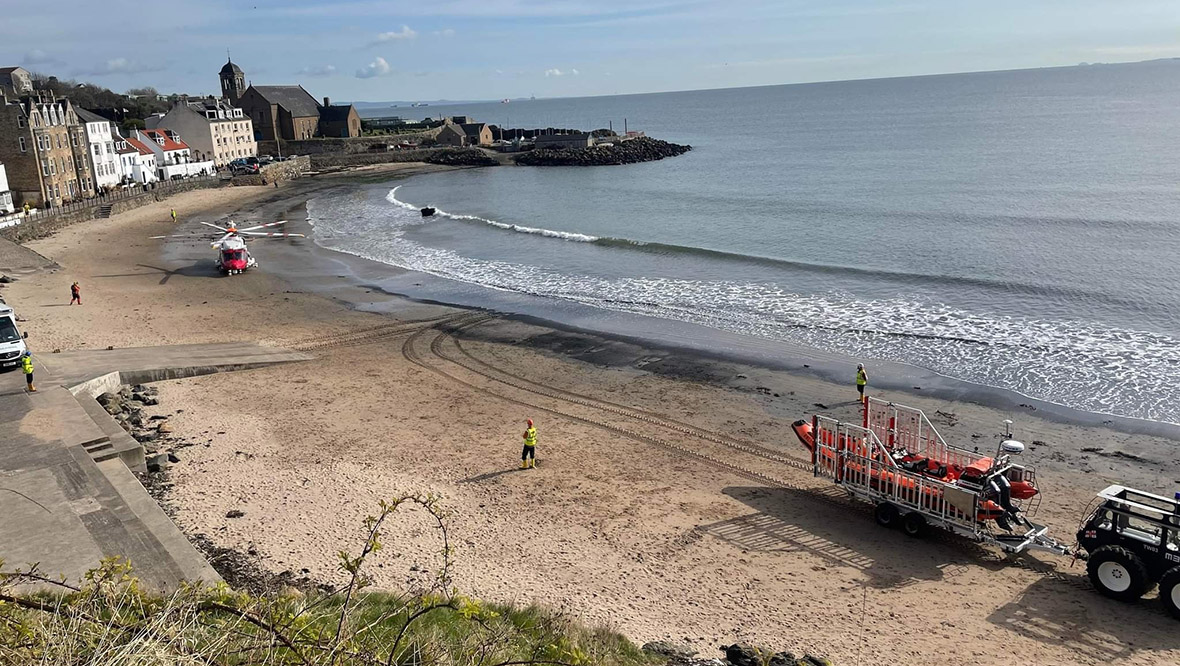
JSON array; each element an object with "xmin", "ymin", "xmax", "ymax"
[
  {"xmin": 18, "ymin": 137, "xmax": 26, "ymax": 152},
  {"xmin": 17, "ymin": 116, "xmax": 24, "ymax": 128},
  {"xmin": 71, "ymin": 133, "xmax": 77, "ymax": 147},
  {"xmin": 41, "ymin": 159, "xmax": 49, "ymax": 176},
  {"xmin": 49, "ymin": 159, "xmax": 56, "ymax": 176}
]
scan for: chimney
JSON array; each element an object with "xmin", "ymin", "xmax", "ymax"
[{"xmin": 323, "ymin": 96, "xmax": 330, "ymax": 107}]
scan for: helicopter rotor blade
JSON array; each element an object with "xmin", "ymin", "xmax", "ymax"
[
  {"xmin": 240, "ymin": 231, "xmax": 306, "ymax": 238},
  {"xmin": 239, "ymin": 220, "xmax": 287, "ymax": 231},
  {"xmin": 199, "ymin": 221, "xmax": 230, "ymax": 232}
]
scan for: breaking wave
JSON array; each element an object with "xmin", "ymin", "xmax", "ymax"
[{"xmin": 306, "ymin": 187, "xmax": 1180, "ymax": 426}]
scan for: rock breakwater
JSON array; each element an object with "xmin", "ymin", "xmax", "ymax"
[{"xmin": 514, "ymin": 137, "xmax": 691, "ymax": 166}]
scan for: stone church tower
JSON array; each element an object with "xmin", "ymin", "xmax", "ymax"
[{"xmin": 219, "ymin": 58, "xmax": 245, "ymax": 104}]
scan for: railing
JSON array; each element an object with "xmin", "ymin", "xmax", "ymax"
[
  {"xmin": 813, "ymin": 414, "xmax": 982, "ymax": 531},
  {"xmin": 864, "ymin": 397, "xmax": 985, "ymax": 471},
  {"xmin": 0, "ymin": 175, "xmax": 222, "ymax": 228}
]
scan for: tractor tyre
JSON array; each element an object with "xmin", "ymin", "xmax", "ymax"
[
  {"xmin": 901, "ymin": 512, "xmax": 926, "ymax": 538},
  {"xmin": 1160, "ymin": 565, "xmax": 1180, "ymax": 620},
  {"xmin": 874, "ymin": 502, "xmax": 899, "ymax": 529},
  {"xmin": 1087, "ymin": 545, "xmax": 1151, "ymax": 602}
]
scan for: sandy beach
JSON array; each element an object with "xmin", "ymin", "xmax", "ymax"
[{"xmin": 5, "ymin": 167, "xmax": 1180, "ymax": 666}]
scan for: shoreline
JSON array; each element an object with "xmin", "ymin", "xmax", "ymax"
[
  {"xmin": 254, "ymin": 174, "xmax": 1180, "ymax": 442},
  {"xmin": 6, "ymin": 165, "xmax": 1180, "ymax": 665}
]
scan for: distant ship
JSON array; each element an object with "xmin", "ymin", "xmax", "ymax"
[
  {"xmin": 411, "ymin": 102, "xmax": 429, "ymax": 107},
  {"xmin": 501, "ymin": 98, "xmax": 510, "ymax": 104}
]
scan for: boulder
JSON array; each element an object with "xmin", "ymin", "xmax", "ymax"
[
  {"xmin": 132, "ymin": 430, "xmax": 159, "ymax": 443},
  {"xmin": 802, "ymin": 657, "xmax": 831, "ymax": 666},
  {"xmin": 146, "ymin": 454, "xmax": 171, "ymax": 473},
  {"xmin": 102, "ymin": 401, "xmax": 124, "ymax": 415},
  {"xmin": 167, "ymin": 452, "xmax": 180, "ymax": 463},
  {"xmin": 642, "ymin": 642, "xmax": 697, "ymax": 660},
  {"xmin": 768, "ymin": 653, "xmax": 796, "ymax": 666},
  {"xmin": 721, "ymin": 644, "xmax": 761, "ymax": 666},
  {"xmin": 157, "ymin": 421, "xmax": 173, "ymax": 434},
  {"xmin": 226, "ymin": 509, "xmax": 245, "ymax": 519}
]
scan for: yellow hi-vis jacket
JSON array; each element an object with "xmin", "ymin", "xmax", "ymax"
[
  {"xmin": 856, "ymin": 368, "xmax": 867, "ymax": 386},
  {"xmin": 21, "ymin": 355, "xmax": 33, "ymax": 375},
  {"xmin": 523, "ymin": 427, "xmax": 537, "ymax": 447}
]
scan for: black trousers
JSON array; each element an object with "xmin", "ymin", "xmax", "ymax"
[
  {"xmin": 25, "ymin": 372, "xmax": 33, "ymax": 385},
  {"xmin": 521, "ymin": 444, "xmax": 536, "ymax": 460}
]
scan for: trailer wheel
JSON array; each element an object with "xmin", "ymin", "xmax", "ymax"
[
  {"xmin": 1087, "ymin": 546, "xmax": 1151, "ymax": 601},
  {"xmin": 901, "ymin": 512, "xmax": 926, "ymax": 538},
  {"xmin": 1160, "ymin": 566, "xmax": 1180, "ymax": 620},
  {"xmin": 874, "ymin": 502, "xmax": 899, "ymax": 528}
]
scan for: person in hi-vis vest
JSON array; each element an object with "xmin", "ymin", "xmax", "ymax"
[
  {"xmin": 856, "ymin": 363, "xmax": 868, "ymax": 403},
  {"xmin": 520, "ymin": 419, "xmax": 537, "ymax": 469}
]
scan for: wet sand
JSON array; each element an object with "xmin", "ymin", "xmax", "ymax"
[{"xmin": 6, "ymin": 166, "xmax": 1180, "ymax": 666}]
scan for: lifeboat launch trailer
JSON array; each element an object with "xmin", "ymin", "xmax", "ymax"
[{"xmin": 800, "ymin": 398, "xmax": 1074, "ymax": 556}]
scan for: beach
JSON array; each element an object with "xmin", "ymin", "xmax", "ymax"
[{"xmin": 5, "ymin": 169, "xmax": 1180, "ymax": 666}]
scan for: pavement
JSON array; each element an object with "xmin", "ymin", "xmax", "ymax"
[{"xmin": 0, "ymin": 342, "xmax": 310, "ymax": 590}]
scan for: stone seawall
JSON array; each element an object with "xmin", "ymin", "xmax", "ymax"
[
  {"xmin": 0, "ymin": 178, "xmax": 225, "ymax": 243},
  {"xmin": 310, "ymin": 148, "xmax": 497, "ymax": 169},
  {"xmin": 257, "ymin": 129, "xmax": 442, "ymax": 157},
  {"xmin": 230, "ymin": 156, "xmax": 311, "ymax": 187},
  {"xmin": 513, "ymin": 137, "xmax": 691, "ymax": 167}
]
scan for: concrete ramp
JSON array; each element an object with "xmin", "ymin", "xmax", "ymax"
[{"xmin": 0, "ymin": 341, "xmax": 312, "ymax": 590}]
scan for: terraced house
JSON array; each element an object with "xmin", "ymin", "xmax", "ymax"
[{"xmin": 0, "ymin": 94, "xmax": 94, "ymax": 208}]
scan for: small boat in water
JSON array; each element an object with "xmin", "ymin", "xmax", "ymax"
[{"xmin": 420, "ymin": 207, "xmax": 436, "ymax": 217}]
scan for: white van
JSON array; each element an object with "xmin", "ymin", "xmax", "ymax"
[{"xmin": 0, "ymin": 304, "xmax": 28, "ymax": 369}]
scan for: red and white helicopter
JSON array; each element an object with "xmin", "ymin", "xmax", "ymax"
[{"xmin": 152, "ymin": 219, "xmax": 305, "ymax": 275}]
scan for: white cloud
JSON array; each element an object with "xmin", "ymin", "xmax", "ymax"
[
  {"xmin": 571, "ymin": 68, "xmax": 580, "ymax": 75},
  {"xmin": 297, "ymin": 64, "xmax": 337, "ymax": 77},
  {"xmin": 432, "ymin": 28, "xmax": 456, "ymax": 37},
  {"xmin": 356, "ymin": 56, "xmax": 392, "ymax": 79},
  {"xmin": 376, "ymin": 25, "xmax": 417, "ymax": 41},
  {"xmin": 76, "ymin": 57, "xmax": 162, "ymax": 77},
  {"xmin": 545, "ymin": 68, "xmax": 579, "ymax": 77}
]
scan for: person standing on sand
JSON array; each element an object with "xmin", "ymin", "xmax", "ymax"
[
  {"xmin": 170, "ymin": 208, "xmax": 177, "ymax": 223},
  {"xmin": 856, "ymin": 363, "xmax": 868, "ymax": 403},
  {"xmin": 70, "ymin": 281, "xmax": 81, "ymax": 305},
  {"xmin": 21, "ymin": 351, "xmax": 35, "ymax": 393},
  {"xmin": 521, "ymin": 419, "xmax": 537, "ymax": 469}
]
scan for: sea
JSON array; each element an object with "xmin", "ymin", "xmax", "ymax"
[{"xmin": 306, "ymin": 60, "xmax": 1180, "ymax": 427}]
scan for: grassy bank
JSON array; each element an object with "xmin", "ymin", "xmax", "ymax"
[{"xmin": 0, "ymin": 495, "xmax": 659, "ymax": 666}]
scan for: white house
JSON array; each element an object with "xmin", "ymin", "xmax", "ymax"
[
  {"xmin": 133, "ymin": 128, "xmax": 214, "ymax": 180},
  {"xmin": 74, "ymin": 108, "xmax": 122, "ymax": 190},
  {"xmin": 145, "ymin": 97, "xmax": 256, "ymax": 167},
  {"xmin": 116, "ymin": 134, "xmax": 158, "ymax": 184},
  {"xmin": 0, "ymin": 163, "xmax": 15, "ymax": 214}
]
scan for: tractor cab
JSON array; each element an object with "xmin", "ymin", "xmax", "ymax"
[{"xmin": 1078, "ymin": 485, "xmax": 1180, "ymax": 619}]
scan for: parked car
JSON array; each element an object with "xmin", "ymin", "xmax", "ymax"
[
  {"xmin": 258, "ymin": 155, "xmax": 275, "ymax": 165},
  {"xmin": 231, "ymin": 163, "xmax": 259, "ymax": 175}
]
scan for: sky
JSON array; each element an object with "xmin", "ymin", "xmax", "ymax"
[{"xmin": 3, "ymin": 0, "xmax": 1180, "ymax": 102}]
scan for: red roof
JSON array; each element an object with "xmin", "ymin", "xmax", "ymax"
[
  {"xmin": 123, "ymin": 136, "xmax": 155, "ymax": 156},
  {"xmin": 140, "ymin": 128, "xmax": 189, "ymax": 152}
]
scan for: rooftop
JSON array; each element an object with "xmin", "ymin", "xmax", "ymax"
[
  {"xmin": 319, "ymin": 104, "xmax": 356, "ymax": 122},
  {"xmin": 140, "ymin": 128, "xmax": 189, "ymax": 152},
  {"xmin": 248, "ymin": 85, "xmax": 320, "ymax": 118}
]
